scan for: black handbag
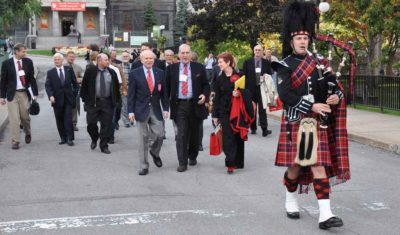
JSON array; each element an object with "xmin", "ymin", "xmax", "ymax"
[{"xmin": 29, "ymin": 100, "xmax": 40, "ymax": 115}]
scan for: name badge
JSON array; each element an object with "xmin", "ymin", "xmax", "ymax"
[
  {"xmin": 255, "ymin": 68, "xmax": 261, "ymax": 73},
  {"xmin": 179, "ymin": 74, "xmax": 188, "ymax": 82},
  {"xmin": 18, "ymin": 70, "xmax": 26, "ymax": 77}
]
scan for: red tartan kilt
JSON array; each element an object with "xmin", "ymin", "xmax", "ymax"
[{"xmin": 275, "ymin": 114, "xmax": 332, "ymax": 167}]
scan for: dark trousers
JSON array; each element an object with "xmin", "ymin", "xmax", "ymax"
[
  {"xmin": 251, "ymin": 85, "xmax": 268, "ymax": 131},
  {"xmin": 86, "ymin": 98, "xmax": 114, "ymax": 149},
  {"xmin": 221, "ymin": 115, "xmax": 244, "ymax": 168},
  {"xmin": 199, "ymin": 119, "xmax": 204, "ymax": 147},
  {"xmin": 53, "ymin": 102, "xmax": 73, "ymax": 141},
  {"xmin": 174, "ymin": 101, "xmax": 200, "ymax": 166},
  {"xmin": 115, "ymin": 102, "xmax": 122, "ymax": 124}
]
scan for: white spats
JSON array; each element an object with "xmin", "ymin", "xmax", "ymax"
[
  {"xmin": 285, "ymin": 191, "xmax": 299, "ymax": 213},
  {"xmin": 318, "ymin": 199, "xmax": 335, "ymax": 222}
]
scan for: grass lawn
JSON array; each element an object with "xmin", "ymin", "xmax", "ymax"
[
  {"xmin": 28, "ymin": 50, "xmax": 53, "ymax": 56},
  {"xmin": 350, "ymin": 104, "xmax": 400, "ymax": 116}
]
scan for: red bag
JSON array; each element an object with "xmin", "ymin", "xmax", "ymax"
[
  {"xmin": 209, "ymin": 127, "xmax": 223, "ymax": 156},
  {"xmin": 269, "ymin": 97, "xmax": 283, "ymax": 112}
]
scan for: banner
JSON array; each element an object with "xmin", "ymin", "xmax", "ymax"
[{"xmin": 51, "ymin": 2, "xmax": 86, "ymax": 11}]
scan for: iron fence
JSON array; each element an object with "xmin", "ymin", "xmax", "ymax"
[{"xmin": 340, "ymin": 75, "xmax": 400, "ymax": 112}]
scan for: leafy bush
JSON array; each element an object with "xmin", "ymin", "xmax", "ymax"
[{"xmin": 215, "ymin": 39, "xmax": 252, "ymax": 69}]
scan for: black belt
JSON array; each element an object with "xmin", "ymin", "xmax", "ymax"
[
  {"xmin": 177, "ymin": 98, "xmax": 193, "ymax": 102},
  {"xmin": 96, "ymin": 97, "xmax": 111, "ymax": 101},
  {"xmin": 16, "ymin": 89, "xmax": 26, "ymax": 92}
]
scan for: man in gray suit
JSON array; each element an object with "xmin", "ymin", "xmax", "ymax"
[{"xmin": 128, "ymin": 50, "xmax": 169, "ymax": 175}]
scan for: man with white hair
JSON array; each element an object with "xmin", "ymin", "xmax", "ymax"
[
  {"xmin": 166, "ymin": 44, "xmax": 210, "ymax": 172},
  {"xmin": 45, "ymin": 53, "xmax": 79, "ymax": 146},
  {"xmin": 128, "ymin": 50, "xmax": 169, "ymax": 175},
  {"xmin": 163, "ymin": 49, "xmax": 175, "ymax": 67},
  {"xmin": 80, "ymin": 53, "xmax": 121, "ymax": 154}
]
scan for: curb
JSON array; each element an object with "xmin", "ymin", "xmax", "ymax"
[{"xmin": 267, "ymin": 110, "xmax": 400, "ymax": 155}]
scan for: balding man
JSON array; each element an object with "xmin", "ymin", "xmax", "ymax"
[
  {"xmin": 128, "ymin": 50, "xmax": 169, "ymax": 175},
  {"xmin": 131, "ymin": 43, "xmax": 166, "ymax": 71},
  {"xmin": 242, "ymin": 44, "xmax": 272, "ymax": 136},
  {"xmin": 166, "ymin": 44, "xmax": 210, "ymax": 172},
  {"xmin": 45, "ymin": 53, "xmax": 79, "ymax": 146},
  {"xmin": 80, "ymin": 53, "xmax": 121, "ymax": 154}
]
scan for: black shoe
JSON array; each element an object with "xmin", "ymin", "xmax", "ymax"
[
  {"xmin": 189, "ymin": 159, "xmax": 197, "ymax": 166},
  {"xmin": 74, "ymin": 126, "xmax": 79, "ymax": 131},
  {"xmin": 115, "ymin": 123, "xmax": 119, "ymax": 130},
  {"xmin": 251, "ymin": 129, "xmax": 257, "ymax": 135},
  {"xmin": 139, "ymin": 169, "xmax": 149, "ymax": 175},
  {"xmin": 150, "ymin": 151, "xmax": 163, "ymax": 168},
  {"xmin": 319, "ymin": 216, "xmax": 343, "ymax": 230},
  {"xmin": 125, "ymin": 124, "xmax": 130, "ymax": 128},
  {"xmin": 163, "ymin": 135, "xmax": 166, "ymax": 140},
  {"xmin": 109, "ymin": 138, "xmax": 115, "ymax": 144},
  {"xmin": 177, "ymin": 165, "xmax": 187, "ymax": 172},
  {"xmin": 101, "ymin": 147, "xmax": 111, "ymax": 154},
  {"xmin": 67, "ymin": 139, "xmax": 74, "ymax": 146},
  {"xmin": 90, "ymin": 141, "xmax": 97, "ymax": 150},
  {"xmin": 262, "ymin": 129, "xmax": 272, "ymax": 137},
  {"xmin": 286, "ymin": 212, "xmax": 300, "ymax": 219},
  {"xmin": 59, "ymin": 138, "xmax": 67, "ymax": 145},
  {"xmin": 25, "ymin": 134, "xmax": 31, "ymax": 144},
  {"xmin": 198, "ymin": 145, "xmax": 203, "ymax": 151}
]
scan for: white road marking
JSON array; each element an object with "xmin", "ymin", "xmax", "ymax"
[{"xmin": 0, "ymin": 209, "xmax": 240, "ymax": 234}]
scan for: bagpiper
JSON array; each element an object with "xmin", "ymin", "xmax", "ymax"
[{"xmin": 272, "ymin": 1, "xmax": 351, "ymax": 230}]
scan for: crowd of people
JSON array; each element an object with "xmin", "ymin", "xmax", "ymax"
[{"xmin": 0, "ymin": 1, "xmax": 350, "ymax": 230}]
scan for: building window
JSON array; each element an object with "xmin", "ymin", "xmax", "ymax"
[
  {"xmin": 133, "ymin": 12, "xmax": 145, "ymax": 32},
  {"xmin": 160, "ymin": 14, "xmax": 169, "ymax": 30}
]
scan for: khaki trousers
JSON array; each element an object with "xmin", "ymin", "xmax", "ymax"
[{"xmin": 7, "ymin": 91, "xmax": 31, "ymax": 143}]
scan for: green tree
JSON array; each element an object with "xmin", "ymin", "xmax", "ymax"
[
  {"xmin": 174, "ymin": 0, "xmax": 191, "ymax": 46},
  {"xmin": 189, "ymin": 0, "xmax": 286, "ymax": 50},
  {"xmin": 144, "ymin": 1, "xmax": 157, "ymax": 35},
  {"xmin": 0, "ymin": 0, "xmax": 41, "ymax": 36},
  {"xmin": 324, "ymin": 0, "xmax": 400, "ymax": 75}
]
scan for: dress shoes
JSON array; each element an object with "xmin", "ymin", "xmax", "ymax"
[
  {"xmin": 149, "ymin": 151, "xmax": 163, "ymax": 168},
  {"xmin": 59, "ymin": 138, "xmax": 67, "ymax": 145},
  {"xmin": 262, "ymin": 129, "xmax": 272, "ymax": 137},
  {"xmin": 101, "ymin": 147, "xmax": 111, "ymax": 154},
  {"xmin": 109, "ymin": 137, "xmax": 115, "ymax": 144},
  {"xmin": 319, "ymin": 216, "xmax": 343, "ymax": 230},
  {"xmin": 11, "ymin": 142, "xmax": 19, "ymax": 150},
  {"xmin": 139, "ymin": 169, "xmax": 149, "ymax": 175},
  {"xmin": 67, "ymin": 139, "xmax": 74, "ymax": 146},
  {"xmin": 177, "ymin": 165, "xmax": 187, "ymax": 172},
  {"xmin": 198, "ymin": 145, "xmax": 203, "ymax": 151},
  {"xmin": 189, "ymin": 159, "xmax": 197, "ymax": 166},
  {"xmin": 115, "ymin": 123, "xmax": 119, "ymax": 130},
  {"xmin": 25, "ymin": 134, "xmax": 31, "ymax": 144},
  {"xmin": 90, "ymin": 141, "xmax": 97, "ymax": 150},
  {"xmin": 286, "ymin": 212, "xmax": 300, "ymax": 219},
  {"xmin": 251, "ymin": 129, "xmax": 257, "ymax": 135}
]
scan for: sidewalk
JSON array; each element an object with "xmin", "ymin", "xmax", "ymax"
[
  {"xmin": 0, "ymin": 105, "xmax": 8, "ymax": 135},
  {"xmin": 267, "ymin": 107, "xmax": 400, "ymax": 155}
]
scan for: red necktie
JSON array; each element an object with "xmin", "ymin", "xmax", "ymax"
[
  {"xmin": 17, "ymin": 61, "xmax": 26, "ymax": 86},
  {"xmin": 182, "ymin": 64, "xmax": 188, "ymax": 96},
  {"xmin": 147, "ymin": 69, "xmax": 153, "ymax": 93}
]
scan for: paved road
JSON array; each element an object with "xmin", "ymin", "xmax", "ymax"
[{"xmin": 0, "ymin": 56, "xmax": 399, "ymax": 234}]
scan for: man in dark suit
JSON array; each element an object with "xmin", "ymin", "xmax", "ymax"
[
  {"xmin": 45, "ymin": 53, "xmax": 79, "ymax": 146},
  {"xmin": 242, "ymin": 44, "xmax": 272, "ymax": 136},
  {"xmin": 80, "ymin": 53, "xmax": 121, "ymax": 154},
  {"xmin": 131, "ymin": 43, "xmax": 166, "ymax": 71},
  {"xmin": 0, "ymin": 43, "xmax": 38, "ymax": 149},
  {"xmin": 166, "ymin": 44, "xmax": 210, "ymax": 172},
  {"xmin": 128, "ymin": 50, "xmax": 169, "ymax": 175}
]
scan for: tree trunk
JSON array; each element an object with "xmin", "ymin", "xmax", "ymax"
[
  {"xmin": 386, "ymin": 51, "xmax": 396, "ymax": 76},
  {"xmin": 368, "ymin": 33, "xmax": 383, "ymax": 75}
]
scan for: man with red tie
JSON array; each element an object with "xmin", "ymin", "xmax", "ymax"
[
  {"xmin": 1, "ymin": 43, "xmax": 38, "ymax": 150},
  {"xmin": 166, "ymin": 44, "xmax": 210, "ymax": 172},
  {"xmin": 128, "ymin": 50, "xmax": 169, "ymax": 175}
]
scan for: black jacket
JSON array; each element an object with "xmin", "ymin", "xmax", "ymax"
[
  {"xmin": 1, "ymin": 57, "xmax": 38, "ymax": 101},
  {"xmin": 166, "ymin": 62, "xmax": 210, "ymax": 120},
  {"xmin": 242, "ymin": 57, "xmax": 272, "ymax": 100},
  {"xmin": 45, "ymin": 66, "xmax": 79, "ymax": 108},
  {"xmin": 80, "ymin": 66, "xmax": 121, "ymax": 107}
]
